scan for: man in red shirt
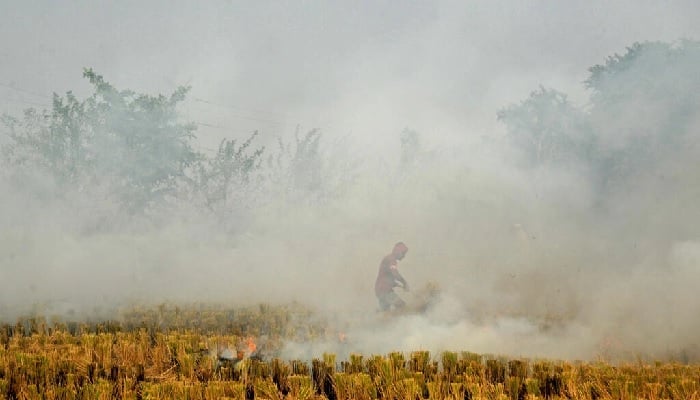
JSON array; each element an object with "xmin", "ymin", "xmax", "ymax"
[{"xmin": 374, "ymin": 242, "xmax": 409, "ymax": 311}]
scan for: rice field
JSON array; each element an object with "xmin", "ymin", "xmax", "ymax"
[{"xmin": 1, "ymin": 304, "xmax": 698, "ymax": 399}]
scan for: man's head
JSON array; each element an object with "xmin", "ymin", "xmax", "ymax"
[{"xmin": 392, "ymin": 242, "xmax": 408, "ymax": 260}]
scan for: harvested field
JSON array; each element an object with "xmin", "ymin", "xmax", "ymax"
[{"xmin": 1, "ymin": 304, "xmax": 698, "ymax": 399}]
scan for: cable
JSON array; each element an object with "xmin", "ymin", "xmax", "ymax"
[
  {"xmin": 0, "ymin": 97, "xmax": 51, "ymax": 108},
  {"xmin": 0, "ymin": 82, "xmax": 52, "ymax": 100},
  {"xmin": 0, "ymin": 81, "xmax": 301, "ymax": 137},
  {"xmin": 192, "ymin": 97, "xmax": 287, "ymax": 120}
]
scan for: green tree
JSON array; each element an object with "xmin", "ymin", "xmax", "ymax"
[
  {"xmin": 584, "ymin": 40, "xmax": 700, "ymax": 191},
  {"xmin": 2, "ymin": 92, "xmax": 93, "ymax": 187},
  {"xmin": 83, "ymin": 69, "xmax": 200, "ymax": 212},
  {"xmin": 192, "ymin": 131, "xmax": 265, "ymax": 212},
  {"xmin": 497, "ymin": 86, "xmax": 592, "ymax": 168},
  {"xmin": 267, "ymin": 127, "xmax": 324, "ymax": 200},
  {"xmin": 498, "ymin": 40, "xmax": 700, "ymax": 194},
  {"xmin": 2, "ymin": 69, "xmax": 200, "ymax": 214}
]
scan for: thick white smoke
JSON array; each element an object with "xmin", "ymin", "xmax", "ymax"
[{"xmin": 2, "ymin": 1, "xmax": 700, "ymax": 362}]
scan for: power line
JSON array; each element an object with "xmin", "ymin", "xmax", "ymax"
[
  {"xmin": 193, "ymin": 121, "xmax": 269, "ymax": 135},
  {"xmin": 192, "ymin": 122, "xmax": 285, "ymax": 143},
  {"xmin": 193, "ymin": 143, "xmax": 218, "ymax": 153},
  {"xmin": 0, "ymin": 81, "xmax": 300, "ymax": 130},
  {"xmin": 0, "ymin": 82, "xmax": 52, "ymax": 100},
  {"xmin": 0, "ymin": 81, "xmax": 301, "ymax": 136},
  {"xmin": 0, "ymin": 97, "xmax": 51, "ymax": 108},
  {"xmin": 194, "ymin": 121, "xmax": 261, "ymax": 135},
  {"xmin": 194, "ymin": 121, "xmax": 228, "ymax": 129},
  {"xmin": 192, "ymin": 97, "xmax": 287, "ymax": 120},
  {"xmin": 194, "ymin": 108, "xmax": 285, "ymax": 126}
]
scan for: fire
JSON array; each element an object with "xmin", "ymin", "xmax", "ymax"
[
  {"xmin": 233, "ymin": 336, "xmax": 257, "ymax": 360},
  {"xmin": 338, "ymin": 332, "xmax": 347, "ymax": 343},
  {"xmin": 246, "ymin": 336, "xmax": 257, "ymax": 354}
]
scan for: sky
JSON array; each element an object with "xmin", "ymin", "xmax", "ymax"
[
  {"xmin": 2, "ymin": 1, "xmax": 700, "ymax": 361},
  {"xmin": 2, "ymin": 1, "xmax": 699, "ymax": 149}
]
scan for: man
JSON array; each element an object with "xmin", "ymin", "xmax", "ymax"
[{"xmin": 374, "ymin": 242, "xmax": 409, "ymax": 311}]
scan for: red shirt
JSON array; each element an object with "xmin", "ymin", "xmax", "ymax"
[{"xmin": 374, "ymin": 254, "xmax": 406, "ymax": 295}]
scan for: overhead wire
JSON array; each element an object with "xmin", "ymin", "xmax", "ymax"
[
  {"xmin": 0, "ymin": 80, "xmax": 308, "ymax": 140},
  {"xmin": 190, "ymin": 97, "xmax": 288, "ymax": 126},
  {"xmin": 0, "ymin": 82, "xmax": 53, "ymax": 100},
  {"xmin": 192, "ymin": 97, "xmax": 287, "ymax": 120},
  {"xmin": 0, "ymin": 98, "xmax": 51, "ymax": 108}
]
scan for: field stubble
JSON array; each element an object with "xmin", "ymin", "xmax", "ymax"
[{"xmin": 0, "ymin": 303, "xmax": 698, "ymax": 399}]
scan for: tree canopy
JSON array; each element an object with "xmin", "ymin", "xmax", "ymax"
[{"xmin": 498, "ymin": 40, "xmax": 700, "ymax": 195}]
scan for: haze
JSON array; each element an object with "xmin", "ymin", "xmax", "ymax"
[{"xmin": 2, "ymin": 1, "xmax": 700, "ymax": 362}]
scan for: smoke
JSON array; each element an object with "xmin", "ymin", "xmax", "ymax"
[{"xmin": 2, "ymin": 1, "xmax": 700, "ymax": 362}]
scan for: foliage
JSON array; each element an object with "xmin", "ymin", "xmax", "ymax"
[
  {"xmin": 1, "ymin": 69, "xmax": 201, "ymax": 213},
  {"xmin": 499, "ymin": 40, "xmax": 700, "ymax": 195},
  {"xmin": 585, "ymin": 40, "xmax": 700, "ymax": 112},
  {"xmin": 289, "ymin": 128, "xmax": 323, "ymax": 194},
  {"xmin": 1, "ymin": 96, "xmax": 94, "ymax": 195},
  {"xmin": 497, "ymin": 86, "xmax": 592, "ymax": 168},
  {"xmin": 584, "ymin": 40, "xmax": 700, "ymax": 191},
  {"xmin": 267, "ymin": 127, "xmax": 325, "ymax": 201},
  {"xmin": 191, "ymin": 131, "xmax": 265, "ymax": 213},
  {"xmin": 82, "ymin": 69, "xmax": 200, "ymax": 212},
  {"xmin": 0, "ymin": 69, "xmax": 273, "ymax": 218}
]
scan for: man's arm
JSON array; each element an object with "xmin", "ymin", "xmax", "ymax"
[{"xmin": 390, "ymin": 264, "xmax": 408, "ymax": 290}]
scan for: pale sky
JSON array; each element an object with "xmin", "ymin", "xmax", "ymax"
[{"xmin": 2, "ymin": 1, "xmax": 699, "ymax": 148}]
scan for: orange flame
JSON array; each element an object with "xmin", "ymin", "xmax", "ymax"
[
  {"xmin": 338, "ymin": 332, "xmax": 347, "ymax": 343},
  {"xmin": 246, "ymin": 336, "xmax": 257, "ymax": 354}
]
